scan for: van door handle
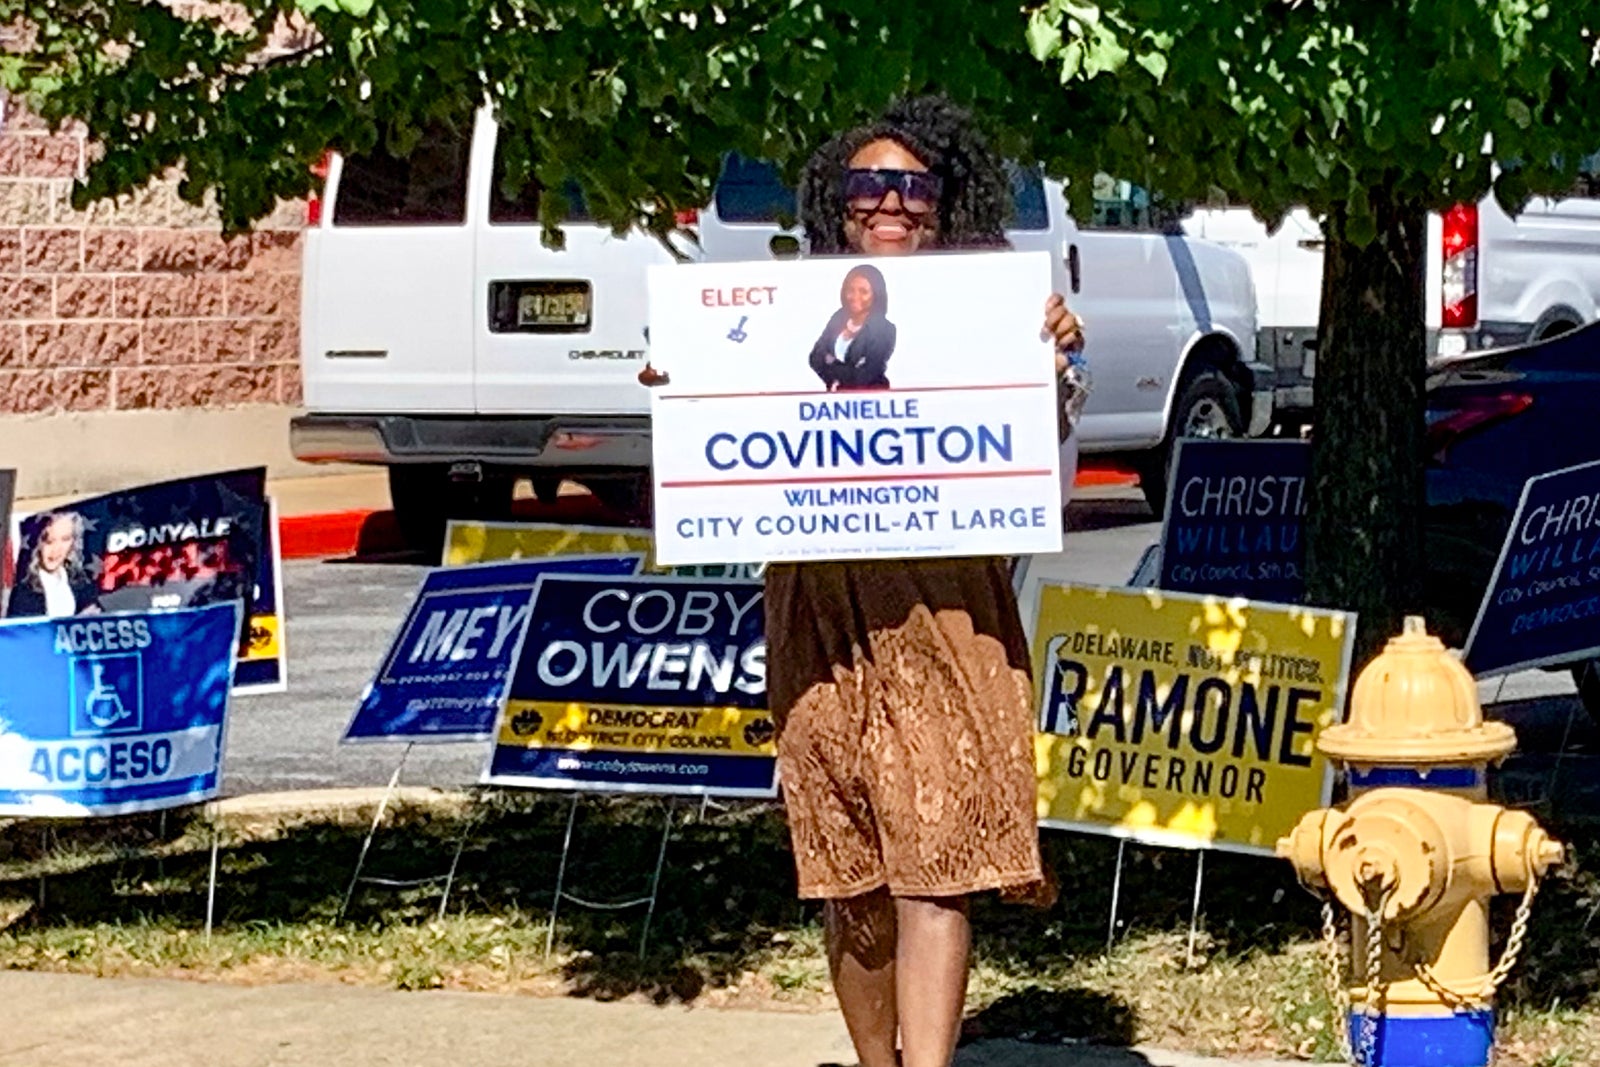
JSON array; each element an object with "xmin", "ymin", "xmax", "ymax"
[
  {"xmin": 1067, "ymin": 244, "xmax": 1081, "ymax": 293},
  {"xmin": 1297, "ymin": 239, "xmax": 1325, "ymax": 251}
]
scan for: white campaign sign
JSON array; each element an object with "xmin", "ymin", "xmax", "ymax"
[{"xmin": 647, "ymin": 252, "xmax": 1062, "ymax": 565}]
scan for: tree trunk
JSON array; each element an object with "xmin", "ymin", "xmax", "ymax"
[{"xmin": 1307, "ymin": 188, "xmax": 1428, "ymax": 667}]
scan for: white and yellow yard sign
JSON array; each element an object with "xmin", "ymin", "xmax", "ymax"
[
  {"xmin": 1026, "ymin": 582, "xmax": 1355, "ymax": 855},
  {"xmin": 444, "ymin": 520, "xmax": 762, "ymax": 579}
]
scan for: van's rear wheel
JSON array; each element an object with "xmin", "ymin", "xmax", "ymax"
[
  {"xmin": 1138, "ymin": 370, "xmax": 1244, "ymax": 516},
  {"xmin": 586, "ymin": 474, "xmax": 653, "ymax": 527},
  {"xmin": 529, "ymin": 476, "xmax": 563, "ymax": 505},
  {"xmin": 387, "ymin": 464, "xmax": 515, "ymax": 557}
]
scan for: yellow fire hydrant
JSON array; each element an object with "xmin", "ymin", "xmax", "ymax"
[{"xmin": 1277, "ymin": 617, "xmax": 1564, "ymax": 1067}]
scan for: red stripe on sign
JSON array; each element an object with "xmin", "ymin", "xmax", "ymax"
[
  {"xmin": 657, "ymin": 382, "xmax": 1051, "ymax": 401},
  {"xmin": 661, "ymin": 468, "xmax": 1055, "ymax": 489}
]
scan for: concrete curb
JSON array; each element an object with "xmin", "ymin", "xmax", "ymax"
[{"xmin": 200, "ymin": 785, "xmax": 473, "ymax": 824}]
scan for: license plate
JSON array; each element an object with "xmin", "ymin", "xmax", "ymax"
[{"xmin": 517, "ymin": 285, "xmax": 590, "ymax": 328}]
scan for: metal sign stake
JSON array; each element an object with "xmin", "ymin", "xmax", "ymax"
[
  {"xmin": 638, "ymin": 800, "xmax": 676, "ymax": 961},
  {"xmin": 339, "ymin": 741, "xmax": 413, "ymax": 923},
  {"xmin": 545, "ymin": 792, "xmax": 582, "ymax": 960},
  {"xmin": 204, "ymin": 826, "xmax": 221, "ymax": 941},
  {"xmin": 1106, "ymin": 837, "xmax": 1128, "ymax": 955},
  {"xmin": 1185, "ymin": 850, "xmax": 1206, "ymax": 967}
]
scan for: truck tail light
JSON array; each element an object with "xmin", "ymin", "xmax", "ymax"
[
  {"xmin": 675, "ymin": 208, "xmax": 699, "ymax": 227},
  {"xmin": 1425, "ymin": 391, "xmax": 1531, "ymax": 462},
  {"xmin": 307, "ymin": 151, "xmax": 333, "ymax": 226},
  {"xmin": 1441, "ymin": 202, "xmax": 1478, "ymax": 329}
]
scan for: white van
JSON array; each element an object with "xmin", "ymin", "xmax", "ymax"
[
  {"xmin": 292, "ymin": 110, "xmax": 1269, "ymax": 542},
  {"xmin": 292, "ymin": 107, "xmax": 675, "ymax": 544},
  {"xmin": 1185, "ymin": 167, "xmax": 1600, "ymax": 426}
]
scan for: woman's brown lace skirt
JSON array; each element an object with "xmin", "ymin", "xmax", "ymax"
[{"xmin": 765, "ymin": 557, "xmax": 1044, "ymax": 899}]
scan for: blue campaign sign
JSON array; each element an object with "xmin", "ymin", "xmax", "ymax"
[
  {"xmin": 1465, "ymin": 459, "xmax": 1600, "ymax": 676},
  {"xmin": 344, "ymin": 556, "xmax": 644, "ymax": 743},
  {"xmin": 1159, "ymin": 439, "xmax": 1309, "ymax": 604},
  {"xmin": 0, "ymin": 601, "xmax": 241, "ymax": 816},
  {"xmin": 235, "ymin": 497, "xmax": 286, "ymax": 693},
  {"xmin": 7, "ymin": 468, "xmax": 269, "ymax": 692},
  {"xmin": 484, "ymin": 573, "xmax": 775, "ymax": 798}
]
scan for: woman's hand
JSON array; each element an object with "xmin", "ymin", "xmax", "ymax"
[
  {"xmin": 637, "ymin": 363, "xmax": 670, "ymax": 387},
  {"xmin": 1043, "ymin": 293, "xmax": 1085, "ymax": 374}
]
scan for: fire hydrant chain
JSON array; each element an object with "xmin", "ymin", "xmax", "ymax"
[
  {"xmin": 1356, "ymin": 903, "xmax": 1387, "ymax": 1067},
  {"xmin": 1411, "ymin": 873, "xmax": 1541, "ymax": 1008},
  {"xmin": 1318, "ymin": 895, "xmax": 1390, "ymax": 1066},
  {"xmin": 1320, "ymin": 901, "xmax": 1354, "ymax": 1064}
]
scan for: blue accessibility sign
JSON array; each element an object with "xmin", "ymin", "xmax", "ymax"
[
  {"xmin": 344, "ymin": 556, "xmax": 644, "ymax": 743},
  {"xmin": 0, "ymin": 601, "xmax": 241, "ymax": 816}
]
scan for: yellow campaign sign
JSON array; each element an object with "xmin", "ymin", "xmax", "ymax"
[
  {"xmin": 444, "ymin": 521, "xmax": 653, "ymax": 566},
  {"xmin": 498, "ymin": 701, "xmax": 777, "ymax": 758},
  {"xmin": 1029, "ymin": 582, "xmax": 1355, "ymax": 855},
  {"xmin": 444, "ymin": 520, "xmax": 764, "ymax": 579},
  {"xmin": 244, "ymin": 613, "xmax": 280, "ymax": 660}
]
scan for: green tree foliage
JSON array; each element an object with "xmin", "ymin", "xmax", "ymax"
[
  {"xmin": 10, "ymin": 0, "xmax": 1600, "ymax": 655},
  {"xmin": 0, "ymin": 0, "xmax": 1056, "ymax": 237},
  {"xmin": 1024, "ymin": 1, "xmax": 1600, "ymax": 655},
  {"xmin": 1024, "ymin": 0, "xmax": 1600, "ymax": 235}
]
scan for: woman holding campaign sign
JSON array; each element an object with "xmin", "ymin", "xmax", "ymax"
[
  {"xmin": 809, "ymin": 264, "xmax": 897, "ymax": 390},
  {"xmin": 643, "ymin": 95, "xmax": 1084, "ymax": 1067}
]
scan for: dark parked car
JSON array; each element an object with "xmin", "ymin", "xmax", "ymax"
[{"xmin": 1424, "ymin": 319, "xmax": 1600, "ymax": 714}]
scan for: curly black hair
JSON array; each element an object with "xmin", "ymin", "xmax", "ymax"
[{"xmin": 798, "ymin": 95, "xmax": 1012, "ymax": 255}]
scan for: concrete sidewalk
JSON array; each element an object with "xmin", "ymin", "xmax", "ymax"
[{"xmin": 0, "ymin": 971, "xmax": 1301, "ymax": 1067}]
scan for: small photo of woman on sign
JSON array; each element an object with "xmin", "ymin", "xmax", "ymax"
[
  {"xmin": 7, "ymin": 511, "xmax": 101, "ymax": 619},
  {"xmin": 808, "ymin": 264, "xmax": 896, "ymax": 390}
]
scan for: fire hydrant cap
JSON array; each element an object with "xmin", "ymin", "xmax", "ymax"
[{"xmin": 1319, "ymin": 616, "xmax": 1516, "ymax": 765}]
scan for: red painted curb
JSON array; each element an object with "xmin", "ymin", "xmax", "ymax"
[
  {"xmin": 1075, "ymin": 468, "xmax": 1138, "ymax": 487},
  {"xmin": 279, "ymin": 509, "xmax": 405, "ymax": 560},
  {"xmin": 276, "ymin": 470, "xmax": 1141, "ymax": 561}
]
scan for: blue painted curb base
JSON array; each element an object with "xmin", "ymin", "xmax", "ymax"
[{"xmin": 1346, "ymin": 1009, "xmax": 1493, "ymax": 1067}]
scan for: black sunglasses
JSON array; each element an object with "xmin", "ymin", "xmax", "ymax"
[{"xmin": 842, "ymin": 168, "xmax": 943, "ymax": 210}]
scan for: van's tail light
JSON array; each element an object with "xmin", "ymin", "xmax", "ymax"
[
  {"xmin": 307, "ymin": 151, "xmax": 333, "ymax": 226},
  {"xmin": 1425, "ymin": 391, "xmax": 1531, "ymax": 462},
  {"xmin": 675, "ymin": 207, "xmax": 699, "ymax": 227},
  {"xmin": 1441, "ymin": 202, "xmax": 1478, "ymax": 329}
]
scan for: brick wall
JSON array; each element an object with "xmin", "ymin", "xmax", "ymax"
[{"xmin": 0, "ymin": 105, "xmax": 303, "ymax": 418}]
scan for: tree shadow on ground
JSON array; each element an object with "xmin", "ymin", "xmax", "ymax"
[
  {"xmin": 963, "ymin": 987, "xmax": 1137, "ymax": 1046},
  {"xmin": 8, "ymin": 793, "xmax": 1593, "ymax": 1035},
  {"xmin": 952, "ymin": 1040, "xmax": 1187, "ymax": 1066},
  {"xmin": 0, "ymin": 794, "xmax": 1315, "ymax": 1009}
]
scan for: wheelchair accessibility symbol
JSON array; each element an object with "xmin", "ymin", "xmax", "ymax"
[{"xmin": 70, "ymin": 654, "xmax": 144, "ymax": 736}]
